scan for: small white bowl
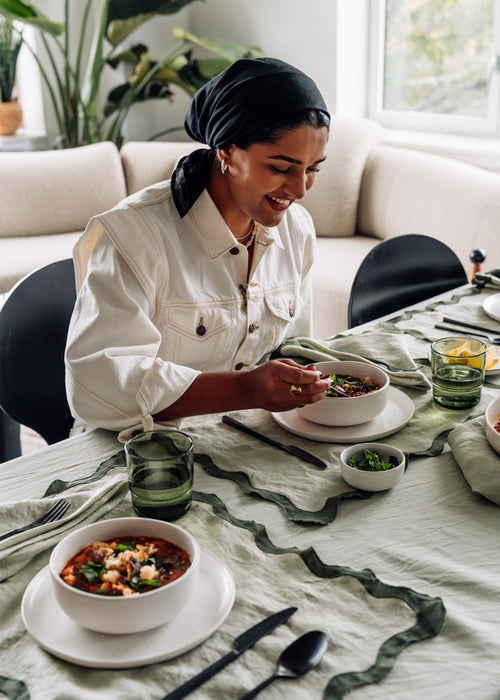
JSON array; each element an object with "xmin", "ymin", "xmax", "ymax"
[
  {"xmin": 485, "ymin": 397, "xmax": 500, "ymax": 456},
  {"xmin": 50, "ymin": 517, "xmax": 200, "ymax": 634},
  {"xmin": 297, "ymin": 361, "xmax": 390, "ymax": 426},
  {"xmin": 339, "ymin": 442, "xmax": 406, "ymax": 491}
]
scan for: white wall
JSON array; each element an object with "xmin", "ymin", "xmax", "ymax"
[
  {"xmin": 21, "ymin": 1, "xmax": 339, "ymax": 145},
  {"xmin": 189, "ymin": 0, "xmax": 337, "ymax": 112},
  {"xmin": 126, "ymin": 0, "xmax": 338, "ymax": 143}
]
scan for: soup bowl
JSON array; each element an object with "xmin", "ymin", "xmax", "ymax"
[
  {"xmin": 297, "ymin": 360, "xmax": 390, "ymax": 426},
  {"xmin": 485, "ymin": 396, "xmax": 500, "ymax": 457},
  {"xmin": 49, "ymin": 517, "xmax": 200, "ymax": 634}
]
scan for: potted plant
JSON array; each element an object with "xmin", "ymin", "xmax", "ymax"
[
  {"xmin": 0, "ymin": 0, "xmax": 262, "ymax": 148},
  {"xmin": 0, "ymin": 16, "xmax": 23, "ymax": 135}
]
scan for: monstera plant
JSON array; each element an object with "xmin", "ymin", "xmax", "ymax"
[{"xmin": 0, "ymin": 0, "xmax": 262, "ymax": 148}]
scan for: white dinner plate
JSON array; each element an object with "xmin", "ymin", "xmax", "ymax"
[
  {"xmin": 486, "ymin": 345, "xmax": 500, "ymax": 375},
  {"xmin": 272, "ymin": 387, "xmax": 414, "ymax": 443},
  {"xmin": 483, "ymin": 293, "xmax": 500, "ymax": 323},
  {"xmin": 22, "ymin": 548, "xmax": 235, "ymax": 669}
]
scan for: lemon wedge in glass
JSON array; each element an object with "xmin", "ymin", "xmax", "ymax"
[{"xmin": 447, "ymin": 341, "xmax": 498, "ymax": 370}]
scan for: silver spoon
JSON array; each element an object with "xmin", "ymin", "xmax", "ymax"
[
  {"xmin": 239, "ymin": 630, "xmax": 328, "ymax": 699},
  {"xmin": 319, "ymin": 373, "xmax": 349, "ymax": 397}
]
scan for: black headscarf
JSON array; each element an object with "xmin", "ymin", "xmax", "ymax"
[{"xmin": 171, "ymin": 57, "xmax": 329, "ymax": 217}]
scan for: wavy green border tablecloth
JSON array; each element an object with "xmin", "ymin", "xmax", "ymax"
[{"xmin": 1, "ymin": 283, "xmax": 500, "ymax": 699}]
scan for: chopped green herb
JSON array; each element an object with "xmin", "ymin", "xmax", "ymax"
[
  {"xmin": 326, "ymin": 373, "xmax": 380, "ymax": 398},
  {"xmin": 96, "ymin": 588, "xmax": 110, "ymax": 595},
  {"xmin": 347, "ymin": 448, "xmax": 398, "ymax": 472},
  {"xmin": 115, "ymin": 541, "xmax": 135, "ymax": 552},
  {"xmin": 80, "ymin": 562, "xmax": 105, "ymax": 583},
  {"xmin": 129, "ymin": 574, "xmax": 162, "ymax": 591},
  {"xmin": 139, "ymin": 579, "xmax": 162, "ymax": 587}
]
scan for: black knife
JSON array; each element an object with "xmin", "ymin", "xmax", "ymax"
[
  {"xmin": 442, "ymin": 316, "xmax": 499, "ymax": 335},
  {"xmin": 160, "ymin": 607, "xmax": 298, "ymax": 700},
  {"xmin": 434, "ymin": 323, "xmax": 500, "ymax": 345},
  {"xmin": 222, "ymin": 415, "xmax": 327, "ymax": 470}
]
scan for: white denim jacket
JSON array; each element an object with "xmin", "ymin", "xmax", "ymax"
[{"xmin": 65, "ymin": 182, "xmax": 315, "ymax": 440}]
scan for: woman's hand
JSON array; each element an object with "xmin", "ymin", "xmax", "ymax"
[
  {"xmin": 242, "ymin": 358, "xmax": 330, "ymax": 412},
  {"xmin": 154, "ymin": 359, "xmax": 329, "ymax": 421}
]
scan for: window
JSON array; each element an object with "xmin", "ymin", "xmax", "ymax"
[{"xmin": 368, "ymin": 0, "xmax": 500, "ymax": 136}]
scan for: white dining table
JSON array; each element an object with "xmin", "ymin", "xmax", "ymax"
[{"xmin": 1, "ymin": 281, "xmax": 500, "ymax": 700}]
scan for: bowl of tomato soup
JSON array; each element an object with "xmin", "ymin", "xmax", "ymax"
[
  {"xmin": 49, "ymin": 517, "xmax": 200, "ymax": 634},
  {"xmin": 297, "ymin": 361, "xmax": 390, "ymax": 426},
  {"xmin": 485, "ymin": 397, "xmax": 500, "ymax": 457}
]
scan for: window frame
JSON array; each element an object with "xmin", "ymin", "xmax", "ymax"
[{"xmin": 367, "ymin": 0, "xmax": 500, "ymax": 138}]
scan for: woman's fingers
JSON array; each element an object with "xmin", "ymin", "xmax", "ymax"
[{"xmin": 245, "ymin": 359, "xmax": 330, "ymax": 411}]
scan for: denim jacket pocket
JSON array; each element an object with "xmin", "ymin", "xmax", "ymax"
[
  {"xmin": 162, "ymin": 302, "xmax": 239, "ymax": 369},
  {"xmin": 263, "ymin": 282, "xmax": 303, "ymax": 347}
]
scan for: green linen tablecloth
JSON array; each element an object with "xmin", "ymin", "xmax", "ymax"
[{"xmin": 1, "ymin": 283, "xmax": 500, "ymax": 699}]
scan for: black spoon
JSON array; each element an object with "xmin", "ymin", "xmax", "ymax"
[{"xmin": 239, "ymin": 630, "xmax": 328, "ymax": 699}]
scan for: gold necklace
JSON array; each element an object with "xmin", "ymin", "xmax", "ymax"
[{"xmin": 235, "ymin": 222, "xmax": 256, "ymax": 247}]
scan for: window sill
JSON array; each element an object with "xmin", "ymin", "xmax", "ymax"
[
  {"xmin": 382, "ymin": 129, "xmax": 500, "ymax": 175},
  {"xmin": 0, "ymin": 132, "xmax": 50, "ymax": 152}
]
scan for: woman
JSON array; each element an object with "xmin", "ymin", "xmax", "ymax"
[{"xmin": 65, "ymin": 57, "xmax": 331, "ymax": 440}]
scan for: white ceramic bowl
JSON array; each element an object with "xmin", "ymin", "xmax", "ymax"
[
  {"xmin": 297, "ymin": 361, "xmax": 390, "ymax": 426},
  {"xmin": 485, "ymin": 397, "xmax": 500, "ymax": 456},
  {"xmin": 339, "ymin": 442, "xmax": 406, "ymax": 491},
  {"xmin": 49, "ymin": 517, "xmax": 200, "ymax": 634}
]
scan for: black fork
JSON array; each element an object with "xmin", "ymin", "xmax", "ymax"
[{"xmin": 0, "ymin": 498, "xmax": 70, "ymax": 542}]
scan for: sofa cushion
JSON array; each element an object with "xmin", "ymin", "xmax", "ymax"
[
  {"xmin": 0, "ymin": 232, "xmax": 81, "ymax": 294},
  {"xmin": 121, "ymin": 140, "xmax": 204, "ymax": 195},
  {"xmin": 312, "ymin": 234, "xmax": 380, "ymax": 338},
  {"xmin": 301, "ymin": 117, "xmax": 384, "ymax": 238},
  {"xmin": 0, "ymin": 142, "xmax": 126, "ymax": 238},
  {"xmin": 359, "ymin": 145, "xmax": 500, "ymax": 271}
]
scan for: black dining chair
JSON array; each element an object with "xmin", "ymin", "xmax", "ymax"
[
  {"xmin": 347, "ymin": 234, "xmax": 468, "ymax": 328},
  {"xmin": 0, "ymin": 259, "xmax": 76, "ymax": 462}
]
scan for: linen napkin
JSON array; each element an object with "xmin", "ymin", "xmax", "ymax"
[
  {"xmin": 276, "ymin": 332, "xmax": 432, "ymax": 389},
  {"xmin": 448, "ymin": 417, "xmax": 500, "ymax": 506},
  {"xmin": 0, "ymin": 466, "xmax": 128, "ymax": 582},
  {"xmin": 472, "ymin": 268, "xmax": 500, "ymax": 289}
]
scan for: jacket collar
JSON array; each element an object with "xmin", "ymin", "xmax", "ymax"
[{"xmin": 190, "ymin": 190, "xmax": 284, "ymax": 259}]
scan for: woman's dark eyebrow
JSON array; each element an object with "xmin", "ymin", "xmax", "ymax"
[{"xmin": 268, "ymin": 155, "xmax": 327, "ymax": 165}]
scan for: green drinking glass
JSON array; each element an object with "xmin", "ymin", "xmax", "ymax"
[
  {"xmin": 431, "ymin": 336, "xmax": 487, "ymax": 410},
  {"xmin": 125, "ymin": 430, "xmax": 194, "ymax": 521}
]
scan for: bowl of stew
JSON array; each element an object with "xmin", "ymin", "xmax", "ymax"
[
  {"xmin": 49, "ymin": 517, "xmax": 200, "ymax": 634},
  {"xmin": 485, "ymin": 397, "xmax": 500, "ymax": 457},
  {"xmin": 297, "ymin": 360, "xmax": 390, "ymax": 426}
]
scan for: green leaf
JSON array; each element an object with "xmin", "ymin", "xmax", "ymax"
[
  {"xmin": 0, "ymin": 17, "xmax": 22, "ymax": 101},
  {"xmin": 115, "ymin": 541, "xmax": 136, "ymax": 552},
  {"xmin": 195, "ymin": 58, "xmax": 232, "ymax": 80},
  {"xmin": 0, "ymin": 0, "xmax": 63, "ymax": 35},
  {"xmin": 104, "ymin": 80, "xmax": 173, "ymax": 118},
  {"xmin": 80, "ymin": 562, "xmax": 105, "ymax": 584},
  {"xmin": 347, "ymin": 449, "xmax": 397, "ymax": 472},
  {"xmin": 172, "ymin": 27, "xmax": 264, "ymax": 61},
  {"xmin": 106, "ymin": 0, "xmax": 201, "ymax": 46},
  {"xmin": 107, "ymin": 44, "xmax": 147, "ymax": 70}
]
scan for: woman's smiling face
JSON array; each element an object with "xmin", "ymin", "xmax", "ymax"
[{"xmin": 216, "ymin": 124, "xmax": 329, "ymax": 231}]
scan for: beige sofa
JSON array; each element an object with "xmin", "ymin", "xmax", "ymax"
[{"xmin": 2, "ymin": 117, "xmax": 500, "ymax": 338}]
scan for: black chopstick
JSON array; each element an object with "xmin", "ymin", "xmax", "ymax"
[{"xmin": 442, "ymin": 317, "xmax": 499, "ymax": 334}]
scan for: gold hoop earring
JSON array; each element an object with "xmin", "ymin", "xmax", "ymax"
[{"xmin": 220, "ymin": 158, "xmax": 228, "ymax": 175}]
